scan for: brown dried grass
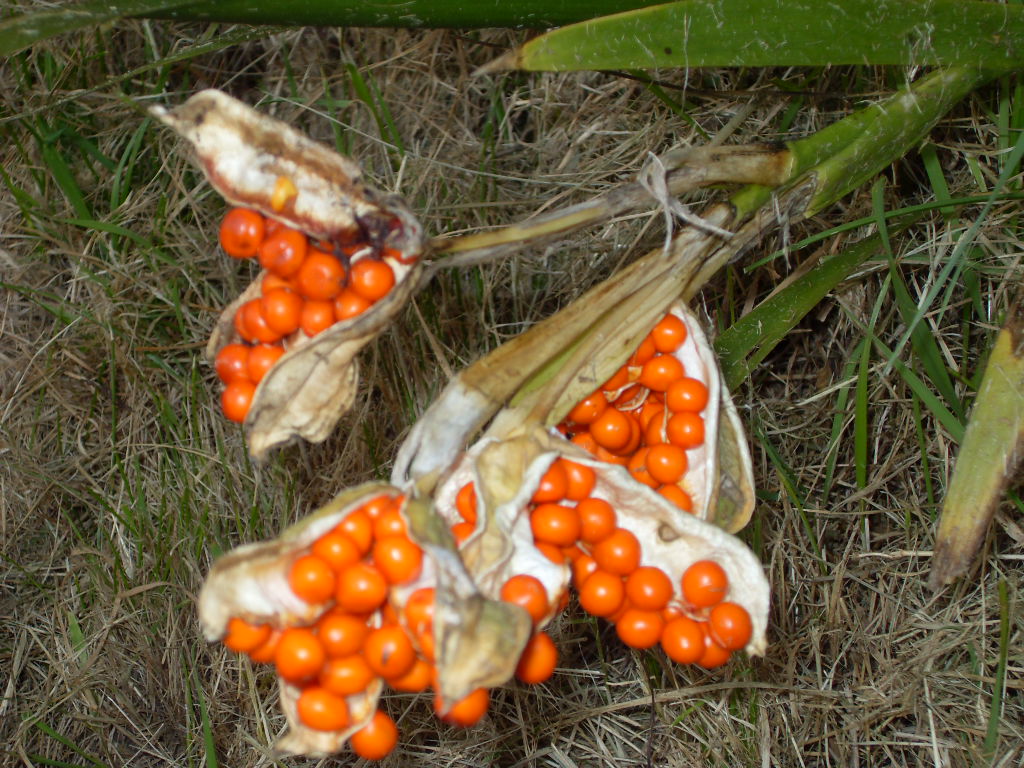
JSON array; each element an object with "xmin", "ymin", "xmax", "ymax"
[{"xmin": 1, "ymin": 20, "xmax": 1021, "ymax": 768}]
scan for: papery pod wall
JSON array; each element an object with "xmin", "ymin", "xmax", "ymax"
[{"xmin": 153, "ymin": 91, "xmax": 426, "ymax": 459}]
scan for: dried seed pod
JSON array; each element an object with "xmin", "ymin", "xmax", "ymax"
[
  {"xmin": 199, "ymin": 484, "xmax": 394, "ymax": 756},
  {"xmin": 575, "ymin": 301, "xmax": 755, "ymax": 533},
  {"xmin": 431, "ymin": 429, "xmax": 768, "ymax": 656},
  {"xmin": 199, "ymin": 482, "xmax": 531, "ymax": 755},
  {"xmin": 153, "ymin": 91, "xmax": 427, "ymax": 459}
]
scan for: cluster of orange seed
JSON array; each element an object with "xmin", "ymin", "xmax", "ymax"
[
  {"xmin": 218, "ymin": 312, "xmax": 750, "ymax": 757},
  {"xmin": 456, "ymin": 453, "xmax": 751, "ymax": 671},
  {"xmin": 214, "ymin": 207, "xmax": 412, "ymax": 424},
  {"xmin": 558, "ymin": 313, "xmax": 708, "ymax": 513}
]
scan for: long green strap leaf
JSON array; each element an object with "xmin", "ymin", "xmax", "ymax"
[
  {"xmin": 493, "ymin": 0, "xmax": 1024, "ymax": 71},
  {"xmin": 0, "ymin": 0, "xmax": 194, "ymax": 57},
  {"xmin": 0, "ymin": 0, "xmax": 661, "ymax": 57}
]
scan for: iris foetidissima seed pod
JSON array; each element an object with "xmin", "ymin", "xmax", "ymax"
[
  {"xmin": 199, "ymin": 482, "xmax": 530, "ymax": 756},
  {"xmin": 153, "ymin": 90, "xmax": 426, "ymax": 459}
]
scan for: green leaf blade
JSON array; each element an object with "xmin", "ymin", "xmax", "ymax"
[{"xmin": 500, "ymin": 0, "xmax": 1024, "ymax": 71}]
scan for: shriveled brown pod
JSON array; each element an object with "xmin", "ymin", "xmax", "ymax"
[{"xmin": 152, "ymin": 90, "xmax": 426, "ymax": 459}]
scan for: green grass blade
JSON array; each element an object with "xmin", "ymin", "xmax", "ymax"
[
  {"xmin": 983, "ymin": 581, "xmax": 1011, "ymax": 760},
  {"xmin": 716, "ymin": 211, "xmax": 924, "ymax": 390},
  {"xmin": 884, "ymin": 123, "xmax": 1024, "ymax": 374},
  {"xmin": 495, "ymin": 0, "xmax": 1024, "ymax": 71},
  {"xmin": 0, "ymin": 0, "xmax": 194, "ymax": 56},
  {"xmin": 30, "ymin": 720, "xmax": 110, "ymax": 768},
  {"xmin": 873, "ymin": 181, "xmax": 963, "ymax": 419}
]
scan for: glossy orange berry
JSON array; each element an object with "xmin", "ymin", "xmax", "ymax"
[
  {"xmin": 567, "ymin": 391, "xmax": 607, "ymax": 425},
  {"xmin": 372, "ymin": 536, "xmax": 423, "ymax": 584},
  {"xmin": 296, "ymin": 249, "xmax": 346, "ymax": 300},
  {"xmin": 311, "ymin": 531, "xmax": 362, "ymax": 572},
  {"xmin": 243, "ymin": 299, "xmax": 283, "ymax": 344},
  {"xmin": 643, "ymin": 414, "xmax": 667, "ymax": 446},
  {"xmin": 500, "ymin": 574, "xmax": 549, "ymax": 625},
  {"xmin": 387, "ymin": 656, "xmax": 431, "ymax": 693},
  {"xmin": 697, "ymin": 623, "xmax": 732, "ymax": 669},
  {"xmin": 625, "ymin": 566, "xmax": 674, "ymax": 611},
  {"xmin": 571, "ymin": 431, "xmax": 599, "ymax": 455},
  {"xmin": 589, "ymin": 408, "xmax": 633, "ymax": 452},
  {"xmin": 575, "ymin": 497, "xmax": 617, "ymax": 544},
  {"xmin": 532, "ymin": 460, "xmax": 568, "ymax": 503},
  {"xmin": 261, "ymin": 271, "xmax": 296, "ymax": 295},
  {"xmin": 455, "ymin": 482, "xmax": 477, "ymax": 524},
  {"xmin": 667, "ymin": 411, "xmax": 705, "ymax": 449},
  {"xmin": 260, "ymin": 288, "xmax": 303, "ymax": 336},
  {"xmin": 335, "ymin": 562, "xmax": 388, "ymax": 613},
  {"xmin": 316, "ymin": 612, "xmax": 369, "ymax": 658},
  {"xmin": 248, "ymin": 628, "xmax": 281, "ymax": 663},
  {"xmin": 592, "ymin": 444, "xmax": 630, "ymax": 466},
  {"xmin": 591, "ymin": 528, "xmax": 641, "ymax": 575},
  {"xmin": 515, "ymin": 631, "xmax": 558, "ymax": 684},
  {"xmin": 530, "ymin": 503, "xmax": 581, "ymax": 547},
  {"xmin": 349, "ymin": 258, "xmax": 395, "ymax": 302},
  {"xmin": 296, "ymin": 685, "xmax": 349, "ymax": 732},
  {"xmin": 258, "ymin": 228, "xmax": 308, "ymax": 277},
  {"xmin": 247, "ymin": 343, "xmax": 285, "ymax": 383},
  {"xmin": 319, "ymin": 654, "xmax": 375, "ymax": 696},
  {"xmin": 628, "ymin": 336, "xmax": 657, "ymax": 366},
  {"xmin": 572, "ymin": 553, "xmax": 599, "ymax": 586},
  {"xmin": 615, "ymin": 415, "xmax": 643, "ymax": 457},
  {"xmin": 300, "ymin": 299, "xmax": 336, "ymax": 337},
  {"xmin": 451, "ymin": 521, "xmax": 475, "ymax": 546},
  {"xmin": 222, "ymin": 617, "xmax": 270, "ymax": 653},
  {"xmin": 221, "ymin": 380, "xmax": 256, "ymax": 423},
  {"xmin": 338, "ymin": 509, "xmax": 374, "ymax": 555},
  {"xmin": 578, "ymin": 570, "xmax": 625, "ymax": 617},
  {"xmin": 219, "ymin": 208, "xmax": 265, "ymax": 259},
  {"xmin": 215, "ymin": 343, "xmax": 252, "ymax": 385},
  {"xmin": 681, "ymin": 560, "xmax": 729, "ymax": 608},
  {"xmin": 708, "ymin": 602, "xmax": 752, "ymax": 650},
  {"xmin": 657, "ymin": 483, "xmax": 694, "ymax": 512},
  {"xmin": 274, "ymin": 627, "xmax": 326, "ymax": 683},
  {"xmin": 232, "ymin": 304, "xmax": 252, "ymax": 341},
  {"xmin": 373, "ymin": 508, "xmax": 407, "ymax": 540},
  {"xmin": 660, "ymin": 616, "xmax": 704, "ymax": 664},
  {"xmin": 350, "ymin": 709, "xmax": 399, "ymax": 760},
  {"xmin": 364, "ymin": 625, "xmax": 416, "ymax": 680},
  {"xmin": 646, "ymin": 443, "xmax": 688, "ymax": 485},
  {"xmin": 638, "ymin": 354, "xmax": 685, "ymax": 392},
  {"xmin": 627, "ymin": 448, "xmax": 659, "ymax": 488},
  {"xmin": 356, "ymin": 494, "xmax": 388, "ymax": 520},
  {"xmin": 560, "ymin": 459, "xmax": 596, "ymax": 500},
  {"xmin": 435, "ymin": 687, "xmax": 489, "ymax": 727},
  {"xmin": 333, "ymin": 288, "xmax": 372, "ymax": 321},
  {"xmin": 666, "ymin": 377, "xmax": 709, "ymax": 413},
  {"xmin": 403, "ymin": 587, "xmax": 435, "ymax": 635},
  {"xmin": 289, "ymin": 553, "xmax": 337, "ymax": 603},
  {"xmin": 637, "ymin": 397, "xmax": 662, "ymax": 426},
  {"xmin": 601, "ymin": 365, "xmax": 630, "ymax": 392},
  {"xmin": 651, "ymin": 314, "xmax": 687, "ymax": 353},
  {"xmin": 535, "ymin": 541, "xmax": 566, "ymax": 564},
  {"xmin": 615, "ymin": 608, "xmax": 665, "ymax": 649}
]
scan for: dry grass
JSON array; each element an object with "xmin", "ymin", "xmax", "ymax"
[{"xmin": 1, "ymin": 19, "xmax": 1022, "ymax": 768}]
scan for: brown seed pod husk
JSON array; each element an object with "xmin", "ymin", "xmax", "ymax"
[
  {"xmin": 198, "ymin": 482, "xmax": 396, "ymax": 756},
  {"xmin": 152, "ymin": 90, "xmax": 427, "ymax": 459},
  {"xmin": 431, "ymin": 428, "xmax": 769, "ymax": 656}
]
